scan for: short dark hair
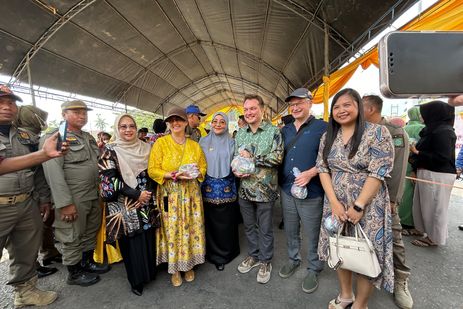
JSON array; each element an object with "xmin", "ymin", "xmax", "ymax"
[
  {"xmin": 362, "ymin": 95, "xmax": 383, "ymax": 113},
  {"xmin": 138, "ymin": 127, "xmax": 148, "ymax": 134},
  {"xmin": 152, "ymin": 118, "xmax": 167, "ymax": 133},
  {"xmin": 244, "ymin": 94, "xmax": 264, "ymax": 108}
]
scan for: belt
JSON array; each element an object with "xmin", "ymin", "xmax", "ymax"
[{"xmin": 0, "ymin": 192, "xmax": 31, "ymax": 205}]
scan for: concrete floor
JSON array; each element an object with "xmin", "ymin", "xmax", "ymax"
[{"xmin": 1, "ymin": 191, "xmax": 462, "ymax": 309}]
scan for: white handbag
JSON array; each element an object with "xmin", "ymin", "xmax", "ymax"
[{"xmin": 327, "ymin": 224, "xmax": 381, "ymax": 278}]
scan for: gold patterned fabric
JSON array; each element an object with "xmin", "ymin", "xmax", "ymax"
[{"xmin": 148, "ymin": 135, "xmax": 207, "ymax": 273}]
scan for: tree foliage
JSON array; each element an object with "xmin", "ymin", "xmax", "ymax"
[
  {"xmin": 94, "ymin": 113, "xmax": 108, "ymax": 132},
  {"xmin": 46, "ymin": 119, "xmax": 60, "ymax": 132}
]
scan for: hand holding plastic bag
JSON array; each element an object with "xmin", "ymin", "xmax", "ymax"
[
  {"xmin": 179, "ymin": 163, "xmax": 200, "ymax": 179},
  {"xmin": 231, "ymin": 146, "xmax": 256, "ymax": 175}
]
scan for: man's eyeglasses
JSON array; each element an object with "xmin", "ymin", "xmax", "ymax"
[
  {"xmin": 119, "ymin": 124, "xmax": 136, "ymax": 130},
  {"xmin": 289, "ymin": 101, "xmax": 309, "ymax": 109}
]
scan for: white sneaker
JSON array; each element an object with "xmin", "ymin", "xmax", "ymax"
[
  {"xmin": 237, "ymin": 256, "xmax": 260, "ymax": 274},
  {"xmin": 257, "ymin": 262, "xmax": 272, "ymax": 284}
]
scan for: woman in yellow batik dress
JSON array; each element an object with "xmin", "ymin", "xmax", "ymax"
[{"xmin": 148, "ymin": 106, "xmax": 207, "ymax": 287}]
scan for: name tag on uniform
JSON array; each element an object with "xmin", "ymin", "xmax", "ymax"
[{"xmin": 392, "ymin": 135, "xmax": 405, "ymax": 148}]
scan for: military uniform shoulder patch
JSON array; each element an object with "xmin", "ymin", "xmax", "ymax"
[{"xmin": 17, "ymin": 130, "xmax": 33, "ymax": 144}]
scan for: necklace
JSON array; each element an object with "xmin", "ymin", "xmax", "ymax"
[{"xmin": 171, "ymin": 135, "xmax": 186, "ymax": 145}]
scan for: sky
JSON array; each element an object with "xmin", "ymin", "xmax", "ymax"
[{"xmin": 0, "ymin": 0, "xmax": 445, "ymax": 133}]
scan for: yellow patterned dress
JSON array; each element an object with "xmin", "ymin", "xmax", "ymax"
[{"xmin": 148, "ymin": 135, "xmax": 207, "ymax": 274}]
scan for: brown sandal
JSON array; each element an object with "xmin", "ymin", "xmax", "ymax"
[
  {"xmin": 184, "ymin": 270, "xmax": 195, "ymax": 282},
  {"xmin": 411, "ymin": 238, "xmax": 437, "ymax": 247},
  {"xmin": 409, "ymin": 229, "xmax": 424, "ymax": 236},
  {"xmin": 171, "ymin": 272, "xmax": 182, "ymax": 287}
]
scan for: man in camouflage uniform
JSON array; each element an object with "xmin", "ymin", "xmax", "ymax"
[
  {"xmin": 13, "ymin": 105, "xmax": 62, "ymax": 277},
  {"xmin": 0, "ymin": 85, "xmax": 58, "ymax": 307},
  {"xmin": 363, "ymin": 95, "xmax": 413, "ymax": 309},
  {"xmin": 41, "ymin": 100, "xmax": 109, "ymax": 287}
]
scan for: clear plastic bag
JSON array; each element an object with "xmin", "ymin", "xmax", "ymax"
[
  {"xmin": 231, "ymin": 145, "xmax": 256, "ymax": 174},
  {"xmin": 290, "ymin": 167, "xmax": 308, "ymax": 199},
  {"xmin": 323, "ymin": 214, "xmax": 342, "ymax": 236},
  {"xmin": 179, "ymin": 163, "xmax": 200, "ymax": 179}
]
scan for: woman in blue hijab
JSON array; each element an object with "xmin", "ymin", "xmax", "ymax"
[{"xmin": 199, "ymin": 112, "xmax": 240, "ymax": 271}]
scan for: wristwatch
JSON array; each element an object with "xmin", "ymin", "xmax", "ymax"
[{"xmin": 353, "ymin": 203, "xmax": 364, "ymax": 213}]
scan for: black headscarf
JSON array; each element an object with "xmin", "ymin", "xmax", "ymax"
[{"xmin": 419, "ymin": 100, "xmax": 455, "ymax": 132}]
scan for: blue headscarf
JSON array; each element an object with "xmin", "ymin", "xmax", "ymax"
[{"xmin": 199, "ymin": 112, "xmax": 234, "ymax": 178}]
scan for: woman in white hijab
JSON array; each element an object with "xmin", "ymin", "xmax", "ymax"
[
  {"xmin": 199, "ymin": 112, "xmax": 240, "ymax": 271},
  {"xmin": 98, "ymin": 114, "xmax": 159, "ymax": 296}
]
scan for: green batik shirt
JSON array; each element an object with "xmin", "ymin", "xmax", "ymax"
[{"xmin": 234, "ymin": 121, "xmax": 284, "ymax": 202}]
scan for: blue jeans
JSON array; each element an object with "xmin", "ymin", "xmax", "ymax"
[
  {"xmin": 239, "ymin": 198, "xmax": 274, "ymax": 263},
  {"xmin": 281, "ymin": 190, "xmax": 324, "ymax": 274}
]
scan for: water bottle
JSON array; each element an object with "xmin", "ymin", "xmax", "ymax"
[{"xmin": 290, "ymin": 167, "xmax": 308, "ymax": 199}]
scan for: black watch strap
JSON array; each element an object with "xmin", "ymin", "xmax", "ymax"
[{"xmin": 353, "ymin": 204, "xmax": 364, "ymax": 212}]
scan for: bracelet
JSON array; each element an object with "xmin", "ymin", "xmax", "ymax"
[
  {"xmin": 171, "ymin": 172, "xmax": 178, "ymax": 182},
  {"xmin": 353, "ymin": 202, "xmax": 364, "ymax": 213}
]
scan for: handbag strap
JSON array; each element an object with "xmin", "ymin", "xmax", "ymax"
[
  {"xmin": 334, "ymin": 224, "xmax": 375, "ymax": 252},
  {"xmin": 354, "ymin": 224, "xmax": 375, "ymax": 252}
]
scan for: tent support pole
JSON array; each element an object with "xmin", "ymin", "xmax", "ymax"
[
  {"xmin": 323, "ymin": 19, "xmax": 330, "ymax": 121},
  {"xmin": 26, "ymin": 54, "xmax": 36, "ymax": 107},
  {"xmin": 8, "ymin": 0, "xmax": 96, "ymax": 85}
]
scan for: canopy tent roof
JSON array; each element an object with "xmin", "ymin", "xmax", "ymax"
[{"xmin": 0, "ymin": 0, "xmax": 417, "ymax": 116}]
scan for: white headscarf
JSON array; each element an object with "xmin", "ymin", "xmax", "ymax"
[
  {"xmin": 199, "ymin": 112, "xmax": 234, "ymax": 178},
  {"xmin": 112, "ymin": 114, "xmax": 151, "ymax": 188}
]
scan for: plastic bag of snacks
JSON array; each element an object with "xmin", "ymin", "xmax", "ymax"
[
  {"xmin": 290, "ymin": 167, "xmax": 308, "ymax": 199},
  {"xmin": 231, "ymin": 146, "xmax": 256, "ymax": 174},
  {"xmin": 179, "ymin": 163, "xmax": 200, "ymax": 179},
  {"xmin": 323, "ymin": 213, "xmax": 342, "ymax": 236}
]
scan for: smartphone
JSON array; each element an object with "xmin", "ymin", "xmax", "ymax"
[
  {"xmin": 57, "ymin": 120, "xmax": 67, "ymax": 151},
  {"xmin": 379, "ymin": 31, "xmax": 463, "ymax": 98}
]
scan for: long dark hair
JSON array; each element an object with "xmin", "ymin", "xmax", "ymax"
[{"xmin": 322, "ymin": 88, "xmax": 365, "ymax": 165}]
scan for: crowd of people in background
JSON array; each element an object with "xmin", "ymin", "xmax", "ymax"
[{"xmin": 1, "ymin": 82, "xmax": 461, "ymax": 309}]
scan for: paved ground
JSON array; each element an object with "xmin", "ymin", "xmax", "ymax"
[{"xmin": 1, "ymin": 191, "xmax": 462, "ymax": 309}]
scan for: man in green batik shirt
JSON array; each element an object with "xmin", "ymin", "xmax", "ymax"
[{"xmin": 233, "ymin": 94, "xmax": 283, "ymax": 285}]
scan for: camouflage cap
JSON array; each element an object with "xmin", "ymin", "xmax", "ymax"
[
  {"xmin": 16, "ymin": 105, "xmax": 49, "ymax": 134},
  {"xmin": 0, "ymin": 84, "xmax": 23, "ymax": 102},
  {"xmin": 61, "ymin": 100, "xmax": 92, "ymax": 111}
]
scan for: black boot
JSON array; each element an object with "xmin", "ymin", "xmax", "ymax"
[
  {"xmin": 37, "ymin": 265, "xmax": 58, "ymax": 278},
  {"xmin": 67, "ymin": 264, "xmax": 100, "ymax": 286},
  {"xmin": 42, "ymin": 253, "xmax": 62, "ymax": 266},
  {"xmin": 81, "ymin": 250, "xmax": 111, "ymax": 274}
]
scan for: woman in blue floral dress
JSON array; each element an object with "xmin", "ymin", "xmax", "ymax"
[
  {"xmin": 316, "ymin": 89, "xmax": 394, "ymax": 309},
  {"xmin": 199, "ymin": 112, "xmax": 240, "ymax": 271}
]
